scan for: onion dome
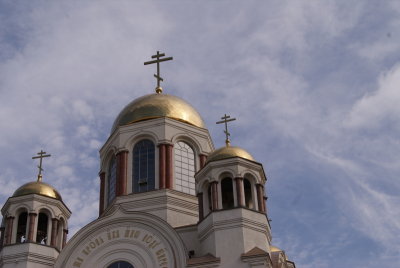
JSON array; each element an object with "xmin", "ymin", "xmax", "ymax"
[
  {"xmin": 13, "ymin": 181, "xmax": 62, "ymax": 201},
  {"xmin": 206, "ymin": 146, "xmax": 255, "ymax": 163},
  {"xmin": 111, "ymin": 93, "xmax": 205, "ymax": 133}
]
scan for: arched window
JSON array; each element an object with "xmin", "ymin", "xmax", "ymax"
[
  {"xmin": 174, "ymin": 141, "xmax": 195, "ymax": 195},
  {"xmin": 108, "ymin": 261, "xmax": 134, "ymax": 268},
  {"xmin": 107, "ymin": 156, "xmax": 117, "ymax": 205},
  {"xmin": 36, "ymin": 212, "xmax": 48, "ymax": 244},
  {"xmin": 133, "ymin": 139, "xmax": 155, "ymax": 193},
  {"xmin": 244, "ymin": 179, "xmax": 253, "ymax": 209},
  {"xmin": 16, "ymin": 211, "xmax": 27, "ymax": 243},
  {"xmin": 221, "ymin": 177, "xmax": 234, "ymax": 209}
]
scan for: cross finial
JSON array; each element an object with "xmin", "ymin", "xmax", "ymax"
[
  {"xmin": 216, "ymin": 114, "xmax": 236, "ymax": 147},
  {"xmin": 32, "ymin": 150, "xmax": 51, "ymax": 182},
  {"xmin": 144, "ymin": 51, "xmax": 173, "ymax": 94}
]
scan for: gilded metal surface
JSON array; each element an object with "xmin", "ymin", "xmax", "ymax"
[
  {"xmin": 270, "ymin": 245, "xmax": 283, "ymax": 252},
  {"xmin": 13, "ymin": 181, "xmax": 62, "ymax": 200},
  {"xmin": 111, "ymin": 93, "xmax": 205, "ymax": 133},
  {"xmin": 206, "ymin": 146, "xmax": 255, "ymax": 163}
]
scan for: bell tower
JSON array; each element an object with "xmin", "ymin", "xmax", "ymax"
[
  {"xmin": 0, "ymin": 150, "xmax": 71, "ymax": 268},
  {"xmin": 195, "ymin": 115, "xmax": 273, "ymax": 267}
]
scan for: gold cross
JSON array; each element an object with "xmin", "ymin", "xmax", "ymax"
[
  {"xmin": 216, "ymin": 114, "xmax": 236, "ymax": 146},
  {"xmin": 32, "ymin": 150, "xmax": 51, "ymax": 182},
  {"xmin": 144, "ymin": 51, "xmax": 173, "ymax": 94}
]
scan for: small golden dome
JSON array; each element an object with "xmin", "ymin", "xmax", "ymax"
[
  {"xmin": 111, "ymin": 93, "xmax": 205, "ymax": 133},
  {"xmin": 206, "ymin": 146, "xmax": 255, "ymax": 163},
  {"xmin": 270, "ymin": 245, "xmax": 283, "ymax": 252},
  {"xmin": 13, "ymin": 181, "xmax": 62, "ymax": 200}
]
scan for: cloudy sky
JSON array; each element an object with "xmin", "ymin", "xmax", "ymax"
[{"xmin": 0, "ymin": 1, "xmax": 399, "ymax": 267}]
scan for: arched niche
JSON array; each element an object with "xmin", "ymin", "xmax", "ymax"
[
  {"xmin": 15, "ymin": 207, "xmax": 28, "ymax": 244},
  {"xmin": 36, "ymin": 209, "xmax": 51, "ymax": 245}
]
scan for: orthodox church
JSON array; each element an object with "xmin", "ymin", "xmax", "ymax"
[{"xmin": 0, "ymin": 52, "xmax": 296, "ymax": 268}]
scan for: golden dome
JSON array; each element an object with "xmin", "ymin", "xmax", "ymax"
[
  {"xmin": 111, "ymin": 93, "xmax": 205, "ymax": 133},
  {"xmin": 206, "ymin": 146, "xmax": 255, "ymax": 163},
  {"xmin": 270, "ymin": 245, "xmax": 283, "ymax": 252},
  {"xmin": 13, "ymin": 181, "xmax": 62, "ymax": 200}
]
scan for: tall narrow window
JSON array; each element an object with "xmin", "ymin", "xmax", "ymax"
[
  {"xmin": 16, "ymin": 211, "xmax": 27, "ymax": 243},
  {"xmin": 174, "ymin": 141, "xmax": 196, "ymax": 195},
  {"xmin": 108, "ymin": 261, "xmax": 134, "ymax": 268},
  {"xmin": 133, "ymin": 139, "xmax": 155, "ymax": 193},
  {"xmin": 221, "ymin": 178, "xmax": 234, "ymax": 209},
  {"xmin": 36, "ymin": 213, "xmax": 48, "ymax": 244},
  {"xmin": 107, "ymin": 156, "xmax": 117, "ymax": 205},
  {"xmin": 244, "ymin": 179, "xmax": 253, "ymax": 208}
]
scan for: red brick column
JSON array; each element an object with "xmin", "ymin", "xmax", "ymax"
[
  {"xmin": 158, "ymin": 144, "xmax": 166, "ymax": 189},
  {"xmin": 27, "ymin": 213, "xmax": 37, "ymax": 242},
  {"xmin": 0, "ymin": 226, "xmax": 5, "ymax": 248},
  {"xmin": 199, "ymin": 154, "xmax": 207, "ymax": 169},
  {"xmin": 198, "ymin": 193, "xmax": 204, "ymax": 221},
  {"xmin": 5, "ymin": 216, "xmax": 14, "ymax": 245},
  {"xmin": 165, "ymin": 144, "xmax": 174, "ymax": 189},
  {"xmin": 256, "ymin": 184, "xmax": 266, "ymax": 213},
  {"xmin": 50, "ymin": 218, "xmax": 59, "ymax": 247},
  {"xmin": 116, "ymin": 150, "xmax": 128, "ymax": 196},
  {"xmin": 211, "ymin": 182, "xmax": 219, "ymax": 211},
  {"xmin": 235, "ymin": 177, "xmax": 244, "ymax": 207},
  {"xmin": 99, "ymin": 172, "xmax": 106, "ymax": 216},
  {"xmin": 62, "ymin": 229, "xmax": 68, "ymax": 248}
]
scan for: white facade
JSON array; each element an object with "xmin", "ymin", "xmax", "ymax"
[{"xmin": 0, "ymin": 92, "xmax": 296, "ymax": 268}]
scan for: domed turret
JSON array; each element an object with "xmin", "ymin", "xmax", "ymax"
[{"xmin": 111, "ymin": 93, "xmax": 205, "ymax": 133}]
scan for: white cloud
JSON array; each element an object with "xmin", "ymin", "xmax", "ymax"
[{"xmin": 344, "ymin": 63, "xmax": 400, "ymax": 130}]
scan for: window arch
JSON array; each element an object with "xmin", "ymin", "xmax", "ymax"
[
  {"xmin": 244, "ymin": 178, "xmax": 254, "ymax": 209},
  {"xmin": 133, "ymin": 139, "xmax": 155, "ymax": 193},
  {"xmin": 174, "ymin": 141, "xmax": 196, "ymax": 195},
  {"xmin": 36, "ymin": 212, "xmax": 49, "ymax": 244},
  {"xmin": 221, "ymin": 177, "xmax": 234, "ymax": 209},
  {"xmin": 107, "ymin": 156, "xmax": 117, "ymax": 205},
  {"xmin": 108, "ymin": 261, "xmax": 134, "ymax": 268},
  {"xmin": 16, "ymin": 210, "xmax": 28, "ymax": 243}
]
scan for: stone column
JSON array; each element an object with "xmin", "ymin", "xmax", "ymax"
[
  {"xmin": 256, "ymin": 184, "xmax": 266, "ymax": 213},
  {"xmin": 99, "ymin": 172, "xmax": 106, "ymax": 216},
  {"xmin": 235, "ymin": 177, "xmax": 244, "ymax": 207},
  {"xmin": 62, "ymin": 229, "xmax": 68, "ymax": 249},
  {"xmin": 198, "ymin": 193, "xmax": 204, "ymax": 221},
  {"xmin": 211, "ymin": 182, "xmax": 219, "ymax": 211},
  {"xmin": 199, "ymin": 154, "xmax": 207, "ymax": 169},
  {"xmin": 158, "ymin": 144, "xmax": 166, "ymax": 189},
  {"xmin": 116, "ymin": 150, "xmax": 128, "ymax": 196},
  {"xmin": 50, "ymin": 218, "xmax": 59, "ymax": 247},
  {"xmin": 0, "ymin": 226, "xmax": 5, "ymax": 248},
  {"xmin": 5, "ymin": 216, "xmax": 14, "ymax": 245},
  {"xmin": 27, "ymin": 213, "xmax": 37, "ymax": 242},
  {"xmin": 165, "ymin": 144, "xmax": 174, "ymax": 189}
]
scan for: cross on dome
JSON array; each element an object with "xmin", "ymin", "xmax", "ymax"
[
  {"xmin": 32, "ymin": 150, "xmax": 51, "ymax": 182},
  {"xmin": 216, "ymin": 114, "xmax": 236, "ymax": 147},
  {"xmin": 144, "ymin": 51, "xmax": 173, "ymax": 94}
]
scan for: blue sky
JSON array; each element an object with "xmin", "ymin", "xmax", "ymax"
[{"xmin": 1, "ymin": 1, "xmax": 399, "ymax": 267}]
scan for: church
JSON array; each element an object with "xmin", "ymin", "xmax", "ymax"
[{"xmin": 0, "ymin": 52, "xmax": 296, "ymax": 268}]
